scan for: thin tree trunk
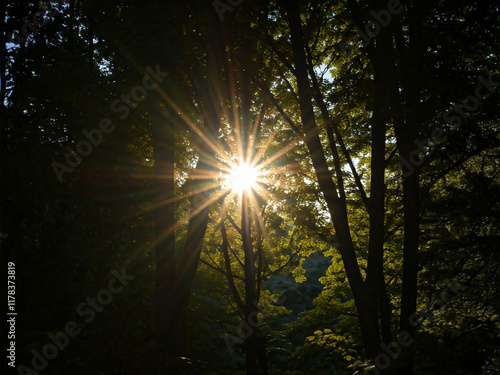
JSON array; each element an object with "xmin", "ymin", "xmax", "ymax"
[
  {"xmin": 173, "ymin": 108, "xmax": 221, "ymax": 356},
  {"xmin": 366, "ymin": 56, "xmax": 388, "ymax": 347},
  {"xmin": 393, "ymin": 2, "xmax": 425, "ymax": 373},
  {"xmin": 281, "ymin": 0, "xmax": 382, "ymax": 360},
  {"xmin": 367, "ymin": 7, "xmax": 395, "ymax": 351},
  {"xmin": 242, "ymin": 191, "xmax": 258, "ymax": 375}
]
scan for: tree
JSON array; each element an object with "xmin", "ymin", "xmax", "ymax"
[{"xmin": 2, "ymin": 1, "xmax": 498, "ymax": 374}]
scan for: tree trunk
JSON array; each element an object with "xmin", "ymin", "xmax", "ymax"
[
  {"xmin": 281, "ymin": 0, "xmax": 382, "ymax": 360},
  {"xmin": 174, "ymin": 113, "xmax": 220, "ymax": 355},
  {"xmin": 161, "ymin": 7, "xmax": 233, "ymax": 361},
  {"xmin": 367, "ymin": 52, "xmax": 390, "ymax": 348},
  {"xmin": 393, "ymin": 2, "xmax": 425, "ymax": 373},
  {"xmin": 242, "ymin": 190, "xmax": 258, "ymax": 375},
  {"xmin": 366, "ymin": 3, "xmax": 398, "ymax": 352}
]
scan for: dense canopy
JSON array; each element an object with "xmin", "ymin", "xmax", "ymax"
[{"xmin": 1, "ymin": 1, "xmax": 499, "ymax": 375}]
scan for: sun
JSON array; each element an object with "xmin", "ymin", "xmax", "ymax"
[{"xmin": 227, "ymin": 163, "xmax": 259, "ymax": 193}]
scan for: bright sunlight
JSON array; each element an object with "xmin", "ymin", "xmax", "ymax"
[{"xmin": 228, "ymin": 163, "xmax": 259, "ymax": 193}]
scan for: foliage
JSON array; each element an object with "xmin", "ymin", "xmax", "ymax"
[{"xmin": 1, "ymin": 1, "xmax": 499, "ymax": 374}]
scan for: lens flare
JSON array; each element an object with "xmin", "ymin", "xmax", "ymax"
[{"xmin": 228, "ymin": 163, "xmax": 258, "ymax": 193}]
